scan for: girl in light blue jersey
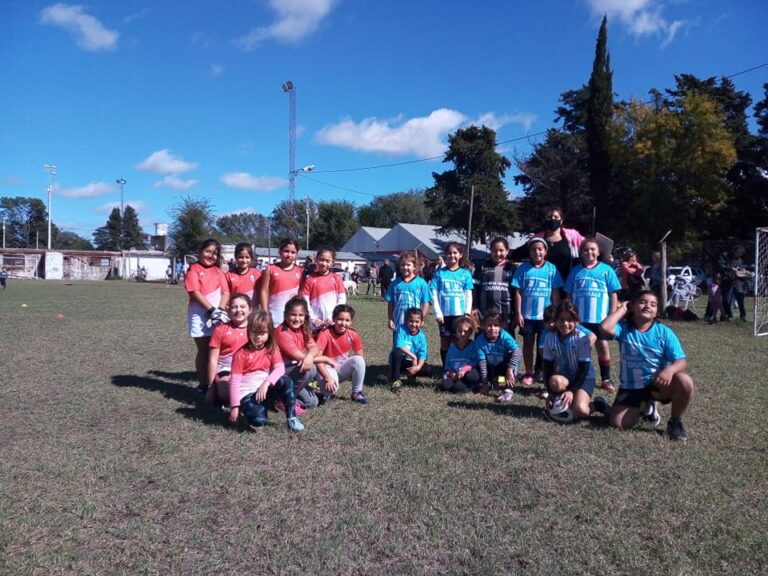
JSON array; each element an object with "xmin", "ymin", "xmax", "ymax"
[
  {"xmin": 564, "ymin": 238, "xmax": 621, "ymax": 393},
  {"xmin": 430, "ymin": 242, "xmax": 474, "ymax": 366},
  {"xmin": 600, "ymin": 290, "xmax": 695, "ymax": 442}
]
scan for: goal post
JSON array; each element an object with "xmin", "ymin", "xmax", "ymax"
[{"xmin": 755, "ymin": 227, "xmax": 768, "ymax": 337}]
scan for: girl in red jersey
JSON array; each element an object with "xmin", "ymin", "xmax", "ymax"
[
  {"xmin": 185, "ymin": 239, "xmax": 230, "ymax": 395},
  {"xmin": 259, "ymin": 238, "xmax": 302, "ymax": 326},
  {"xmin": 204, "ymin": 293, "xmax": 252, "ymax": 407},
  {"xmin": 276, "ymin": 296, "xmax": 334, "ymax": 409},
  {"xmin": 225, "ymin": 243, "xmax": 262, "ymax": 303},
  {"xmin": 316, "ymin": 304, "xmax": 369, "ymax": 404},
  {"xmin": 300, "ymin": 246, "xmax": 347, "ymax": 332},
  {"xmin": 229, "ymin": 310, "xmax": 304, "ymax": 432}
]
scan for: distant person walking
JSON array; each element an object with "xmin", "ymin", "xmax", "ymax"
[
  {"xmin": 366, "ymin": 262, "xmax": 378, "ymax": 296},
  {"xmin": 0, "ymin": 267, "xmax": 7, "ymax": 290}
]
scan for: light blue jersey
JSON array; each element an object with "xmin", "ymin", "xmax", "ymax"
[
  {"xmin": 511, "ymin": 261, "xmax": 563, "ymax": 320},
  {"xmin": 565, "ymin": 262, "xmax": 621, "ymax": 324},
  {"xmin": 385, "ymin": 276, "xmax": 431, "ymax": 329},
  {"xmin": 393, "ymin": 325, "xmax": 429, "ymax": 361},
  {"xmin": 475, "ymin": 330, "xmax": 519, "ymax": 367},
  {"xmin": 542, "ymin": 329, "xmax": 596, "ymax": 385},
  {"xmin": 613, "ymin": 320, "xmax": 686, "ymax": 390},
  {"xmin": 430, "ymin": 267, "xmax": 473, "ymax": 316},
  {"xmin": 444, "ymin": 340, "xmax": 477, "ymax": 371}
]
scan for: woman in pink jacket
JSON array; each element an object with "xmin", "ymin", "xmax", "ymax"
[{"xmin": 534, "ymin": 206, "xmax": 585, "ymax": 282}]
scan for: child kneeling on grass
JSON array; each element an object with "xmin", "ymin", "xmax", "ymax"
[
  {"xmin": 315, "ymin": 304, "xmax": 369, "ymax": 404},
  {"xmin": 474, "ymin": 309, "xmax": 521, "ymax": 402},
  {"xmin": 229, "ymin": 310, "xmax": 304, "ymax": 432},
  {"xmin": 389, "ymin": 307, "xmax": 432, "ymax": 394},
  {"xmin": 599, "ymin": 290, "xmax": 695, "ymax": 442},
  {"xmin": 542, "ymin": 301, "xmax": 610, "ymax": 420},
  {"xmin": 438, "ymin": 315, "xmax": 480, "ymax": 394},
  {"xmin": 205, "ymin": 293, "xmax": 252, "ymax": 407}
]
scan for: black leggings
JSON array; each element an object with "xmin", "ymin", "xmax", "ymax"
[
  {"xmin": 240, "ymin": 375, "xmax": 297, "ymax": 426},
  {"xmin": 390, "ymin": 349, "xmax": 433, "ymax": 381}
]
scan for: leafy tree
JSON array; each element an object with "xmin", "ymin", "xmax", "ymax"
[
  {"xmin": 514, "ymin": 129, "xmax": 592, "ymax": 232},
  {"xmin": 556, "ymin": 86, "xmax": 589, "ymax": 133},
  {"xmin": 55, "ymin": 230, "xmax": 93, "ymax": 250},
  {"xmin": 0, "ymin": 197, "xmax": 49, "ymax": 248},
  {"xmin": 169, "ymin": 196, "xmax": 217, "ymax": 257},
  {"xmin": 585, "ymin": 15, "xmax": 614, "ymax": 233},
  {"xmin": 426, "ymin": 125, "xmax": 517, "ymax": 243},
  {"xmin": 357, "ymin": 189, "xmax": 432, "ymax": 228},
  {"xmin": 311, "ymin": 200, "xmax": 358, "ymax": 249},
  {"xmin": 271, "ymin": 198, "xmax": 317, "ymax": 248},
  {"xmin": 609, "ymin": 94, "xmax": 737, "ymax": 246},
  {"xmin": 122, "ymin": 205, "xmax": 147, "ymax": 250},
  {"xmin": 216, "ymin": 212, "xmax": 270, "ymax": 244},
  {"xmin": 666, "ymin": 74, "xmax": 753, "ymax": 157},
  {"xmin": 92, "ymin": 208, "xmax": 122, "ymax": 251}
]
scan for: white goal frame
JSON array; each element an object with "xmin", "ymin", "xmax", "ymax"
[{"xmin": 755, "ymin": 227, "xmax": 768, "ymax": 337}]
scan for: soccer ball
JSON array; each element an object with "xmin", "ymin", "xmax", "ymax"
[{"xmin": 547, "ymin": 394, "xmax": 575, "ymax": 424}]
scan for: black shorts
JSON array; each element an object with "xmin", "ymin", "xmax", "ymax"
[
  {"xmin": 582, "ymin": 322, "xmax": 609, "ymax": 341},
  {"xmin": 438, "ymin": 315, "xmax": 462, "ymax": 339},
  {"xmin": 614, "ymin": 386, "xmax": 671, "ymax": 408}
]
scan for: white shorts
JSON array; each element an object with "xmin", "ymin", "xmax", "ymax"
[{"xmin": 188, "ymin": 305, "xmax": 213, "ymax": 338}]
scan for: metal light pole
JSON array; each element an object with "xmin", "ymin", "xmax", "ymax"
[
  {"xmin": 43, "ymin": 164, "xmax": 57, "ymax": 250},
  {"xmin": 290, "ymin": 165, "xmax": 315, "ymax": 249},
  {"xmin": 116, "ymin": 177, "xmax": 127, "ymax": 248},
  {"xmin": 282, "ymin": 80, "xmax": 296, "ymax": 202}
]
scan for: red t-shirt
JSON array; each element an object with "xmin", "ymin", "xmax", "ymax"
[
  {"xmin": 185, "ymin": 262, "xmax": 228, "ymax": 305},
  {"xmin": 316, "ymin": 326, "xmax": 363, "ymax": 363},
  {"xmin": 276, "ymin": 323, "xmax": 316, "ymax": 362},
  {"xmin": 209, "ymin": 323, "xmax": 249, "ymax": 357},
  {"xmin": 226, "ymin": 268, "xmax": 262, "ymax": 300}
]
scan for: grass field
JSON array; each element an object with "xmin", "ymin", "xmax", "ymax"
[{"xmin": 1, "ymin": 280, "xmax": 766, "ymax": 575}]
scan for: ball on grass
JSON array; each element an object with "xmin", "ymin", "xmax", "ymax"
[
  {"xmin": 547, "ymin": 394, "xmax": 575, "ymax": 424},
  {"xmin": 57, "ymin": 313, "xmax": 65, "ymax": 319},
  {"xmin": 21, "ymin": 303, "xmax": 28, "ymax": 308}
]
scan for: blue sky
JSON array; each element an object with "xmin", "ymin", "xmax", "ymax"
[{"xmin": 1, "ymin": 0, "xmax": 766, "ymax": 241}]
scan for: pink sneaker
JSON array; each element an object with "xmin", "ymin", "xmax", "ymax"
[
  {"xmin": 275, "ymin": 400, "xmax": 306, "ymax": 416},
  {"xmin": 521, "ymin": 373, "xmax": 534, "ymax": 387}
]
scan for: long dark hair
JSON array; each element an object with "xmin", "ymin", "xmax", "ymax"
[{"xmin": 283, "ymin": 296, "xmax": 313, "ymax": 342}]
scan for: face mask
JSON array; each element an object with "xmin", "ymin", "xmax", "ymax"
[{"xmin": 545, "ymin": 219, "xmax": 562, "ymax": 231}]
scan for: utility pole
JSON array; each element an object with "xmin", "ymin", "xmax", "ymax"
[{"xmin": 43, "ymin": 164, "xmax": 57, "ymax": 250}]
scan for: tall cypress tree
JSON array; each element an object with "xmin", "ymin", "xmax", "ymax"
[
  {"xmin": 585, "ymin": 15, "xmax": 614, "ymax": 234},
  {"xmin": 122, "ymin": 205, "xmax": 147, "ymax": 250}
]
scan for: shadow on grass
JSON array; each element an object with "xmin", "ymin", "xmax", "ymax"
[
  {"xmin": 447, "ymin": 399, "xmax": 544, "ymax": 419},
  {"xmin": 111, "ymin": 372, "xmax": 230, "ymax": 428}
]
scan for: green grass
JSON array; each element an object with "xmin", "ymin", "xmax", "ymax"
[{"xmin": 1, "ymin": 280, "xmax": 766, "ymax": 575}]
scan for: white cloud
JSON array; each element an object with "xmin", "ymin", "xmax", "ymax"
[
  {"xmin": 95, "ymin": 200, "xmax": 147, "ymax": 214},
  {"xmin": 316, "ymin": 108, "xmax": 537, "ymax": 157},
  {"xmin": 40, "ymin": 3, "xmax": 119, "ymax": 52},
  {"xmin": 59, "ymin": 181, "xmax": 114, "ymax": 198},
  {"xmin": 210, "ymin": 63, "xmax": 225, "ymax": 77},
  {"xmin": 586, "ymin": 0, "xmax": 686, "ymax": 46},
  {"xmin": 222, "ymin": 172, "xmax": 286, "ymax": 191},
  {"xmin": 153, "ymin": 175, "xmax": 198, "ymax": 190},
  {"xmin": 136, "ymin": 149, "xmax": 198, "ymax": 174},
  {"xmin": 235, "ymin": 0, "xmax": 336, "ymax": 49}
]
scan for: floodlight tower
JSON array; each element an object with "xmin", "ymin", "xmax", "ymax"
[
  {"xmin": 43, "ymin": 164, "xmax": 57, "ymax": 250},
  {"xmin": 282, "ymin": 80, "xmax": 296, "ymax": 202}
]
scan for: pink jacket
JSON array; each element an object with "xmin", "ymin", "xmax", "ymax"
[{"xmin": 535, "ymin": 227, "xmax": 585, "ymax": 259}]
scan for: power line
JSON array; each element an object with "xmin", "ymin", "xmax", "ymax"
[
  {"xmin": 311, "ymin": 62, "xmax": 768, "ymax": 175},
  {"xmin": 297, "ymin": 173, "xmax": 375, "ymax": 197}
]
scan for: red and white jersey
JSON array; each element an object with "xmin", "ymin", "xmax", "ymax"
[
  {"xmin": 316, "ymin": 326, "xmax": 363, "ymax": 363},
  {"xmin": 300, "ymin": 272, "xmax": 347, "ymax": 323},
  {"xmin": 226, "ymin": 268, "xmax": 262, "ymax": 301},
  {"xmin": 276, "ymin": 324, "xmax": 316, "ymax": 362},
  {"xmin": 266, "ymin": 264, "xmax": 302, "ymax": 325},
  {"xmin": 229, "ymin": 345, "xmax": 284, "ymax": 405},
  {"xmin": 185, "ymin": 262, "xmax": 228, "ymax": 309},
  {"xmin": 209, "ymin": 322, "xmax": 249, "ymax": 371}
]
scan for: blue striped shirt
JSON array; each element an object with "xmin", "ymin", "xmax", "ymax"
[
  {"xmin": 564, "ymin": 262, "xmax": 621, "ymax": 324},
  {"xmin": 511, "ymin": 261, "xmax": 563, "ymax": 320},
  {"xmin": 475, "ymin": 330, "xmax": 519, "ymax": 367},
  {"xmin": 430, "ymin": 267, "xmax": 473, "ymax": 316},
  {"xmin": 385, "ymin": 276, "xmax": 431, "ymax": 329},
  {"xmin": 542, "ymin": 329, "xmax": 595, "ymax": 384}
]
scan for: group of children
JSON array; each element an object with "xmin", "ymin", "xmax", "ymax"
[
  {"xmin": 185, "ymin": 238, "xmax": 368, "ymax": 432},
  {"xmin": 184, "ymin": 235, "xmax": 695, "ymax": 442}
]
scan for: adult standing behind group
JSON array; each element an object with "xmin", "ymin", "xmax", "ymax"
[
  {"xmin": 534, "ymin": 206, "xmax": 586, "ymax": 283},
  {"xmin": 379, "ymin": 259, "xmax": 395, "ymax": 298}
]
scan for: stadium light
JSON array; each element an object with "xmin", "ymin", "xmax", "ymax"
[{"xmin": 43, "ymin": 164, "xmax": 57, "ymax": 250}]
